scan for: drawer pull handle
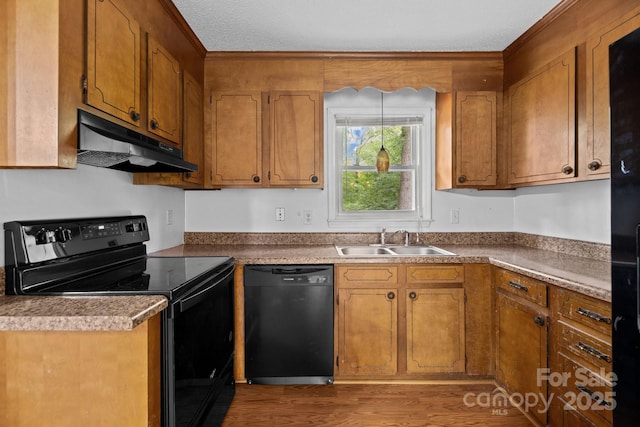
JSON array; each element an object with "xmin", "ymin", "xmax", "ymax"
[
  {"xmin": 387, "ymin": 292, "xmax": 395, "ymax": 300},
  {"xmin": 508, "ymin": 281, "xmax": 528, "ymax": 292},
  {"xmin": 409, "ymin": 291, "xmax": 417, "ymax": 300},
  {"xmin": 576, "ymin": 341, "xmax": 612, "ymax": 363},
  {"xmin": 576, "ymin": 385, "xmax": 613, "ymax": 409},
  {"xmin": 576, "ymin": 307, "xmax": 612, "ymax": 324}
]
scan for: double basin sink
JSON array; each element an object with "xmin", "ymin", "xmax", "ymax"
[{"xmin": 335, "ymin": 244, "xmax": 456, "ymax": 257}]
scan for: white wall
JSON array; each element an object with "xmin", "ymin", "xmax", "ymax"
[
  {"xmin": 0, "ymin": 165, "xmax": 186, "ymax": 264},
  {"xmin": 514, "ymin": 179, "xmax": 610, "ymax": 243},
  {"xmin": 185, "ymin": 178, "xmax": 610, "ymax": 244}
]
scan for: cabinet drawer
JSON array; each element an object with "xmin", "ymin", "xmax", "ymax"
[
  {"xmin": 558, "ymin": 321, "xmax": 612, "ymax": 372},
  {"xmin": 406, "ymin": 265, "xmax": 464, "ymax": 284},
  {"xmin": 495, "ymin": 268, "xmax": 547, "ymax": 307},
  {"xmin": 336, "ymin": 265, "xmax": 399, "ymax": 286},
  {"xmin": 558, "ymin": 355, "xmax": 613, "ymax": 426},
  {"xmin": 558, "ymin": 292, "xmax": 612, "ymax": 337}
]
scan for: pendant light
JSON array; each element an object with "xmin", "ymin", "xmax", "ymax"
[{"xmin": 376, "ymin": 92, "xmax": 390, "ymax": 173}]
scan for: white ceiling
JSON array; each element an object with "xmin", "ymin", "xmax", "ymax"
[{"xmin": 172, "ymin": 0, "xmax": 563, "ymax": 52}]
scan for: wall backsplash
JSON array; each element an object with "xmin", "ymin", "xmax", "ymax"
[{"xmin": 184, "ymin": 231, "xmax": 610, "ymax": 261}]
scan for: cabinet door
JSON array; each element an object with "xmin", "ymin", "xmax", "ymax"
[
  {"xmin": 585, "ymin": 8, "xmax": 640, "ymax": 178},
  {"xmin": 268, "ymin": 92, "xmax": 323, "ymax": 188},
  {"xmin": 210, "ymin": 92, "xmax": 263, "ymax": 187},
  {"xmin": 182, "ymin": 71, "xmax": 203, "ymax": 185},
  {"xmin": 507, "ymin": 48, "xmax": 576, "ymax": 185},
  {"xmin": 147, "ymin": 35, "xmax": 182, "ymax": 146},
  {"xmin": 337, "ymin": 288, "xmax": 398, "ymax": 376},
  {"xmin": 455, "ymin": 91, "xmax": 497, "ymax": 186},
  {"xmin": 496, "ymin": 291, "xmax": 548, "ymax": 425},
  {"xmin": 86, "ymin": 0, "xmax": 141, "ymax": 126},
  {"xmin": 406, "ymin": 288, "xmax": 465, "ymax": 373}
]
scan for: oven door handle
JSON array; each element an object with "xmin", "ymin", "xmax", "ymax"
[{"xmin": 177, "ymin": 265, "xmax": 234, "ymax": 314}]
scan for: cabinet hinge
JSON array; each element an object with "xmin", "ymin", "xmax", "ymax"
[
  {"xmin": 81, "ymin": 75, "xmax": 88, "ymax": 96},
  {"xmin": 268, "ymin": 170, "xmax": 271, "ymax": 181},
  {"xmin": 209, "ymin": 93, "xmax": 213, "ymax": 105},
  {"xmin": 336, "ymin": 356, "xmax": 339, "ymax": 367},
  {"xmin": 464, "ymin": 293, "xmax": 467, "ymax": 303},
  {"xmin": 267, "ymin": 95, "xmax": 270, "ymax": 104}
]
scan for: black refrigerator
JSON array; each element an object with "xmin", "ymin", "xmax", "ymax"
[{"xmin": 610, "ymin": 26, "xmax": 640, "ymax": 426}]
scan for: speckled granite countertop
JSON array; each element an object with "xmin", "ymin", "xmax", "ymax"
[
  {"xmin": 152, "ymin": 242, "xmax": 611, "ymax": 302},
  {"xmin": 0, "ymin": 294, "xmax": 167, "ymax": 331},
  {"xmin": 0, "ymin": 232, "xmax": 611, "ymax": 332}
]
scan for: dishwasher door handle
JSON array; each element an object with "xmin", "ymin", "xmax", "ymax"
[{"xmin": 271, "ymin": 267, "xmax": 328, "ymax": 275}]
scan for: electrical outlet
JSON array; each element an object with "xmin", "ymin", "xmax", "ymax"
[
  {"xmin": 450, "ymin": 209, "xmax": 460, "ymax": 224},
  {"xmin": 275, "ymin": 207, "xmax": 285, "ymax": 221},
  {"xmin": 166, "ymin": 209, "xmax": 174, "ymax": 225},
  {"xmin": 303, "ymin": 210, "xmax": 312, "ymax": 225}
]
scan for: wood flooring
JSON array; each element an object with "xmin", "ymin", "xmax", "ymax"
[{"xmin": 221, "ymin": 382, "xmax": 534, "ymax": 426}]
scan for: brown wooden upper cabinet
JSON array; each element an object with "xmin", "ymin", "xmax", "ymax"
[
  {"xmin": 208, "ymin": 91, "xmax": 323, "ymax": 189},
  {"xmin": 147, "ymin": 35, "xmax": 182, "ymax": 147},
  {"xmin": 436, "ymin": 91, "xmax": 497, "ymax": 189},
  {"xmin": 506, "ymin": 48, "xmax": 576, "ymax": 186},
  {"xmin": 585, "ymin": 8, "xmax": 640, "ymax": 179},
  {"xmin": 133, "ymin": 71, "xmax": 204, "ymax": 188},
  {"xmin": 86, "ymin": 0, "xmax": 183, "ymax": 147},
  {"xmin": 86, "ymin": 0, "xmax": 141, "ymax": 127}
]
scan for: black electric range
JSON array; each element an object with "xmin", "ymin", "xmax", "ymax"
[{"xmin": 4, "ymin": 215, "xmax": 235, "ymax": 427}]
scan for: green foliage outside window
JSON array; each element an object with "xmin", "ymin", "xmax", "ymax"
[{"xmin": 341, "ymin": 125, "xmax": 412, "ymax": 212}]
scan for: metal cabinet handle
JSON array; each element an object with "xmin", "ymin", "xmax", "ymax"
[
  {"xmin": 387, "ymin": 292, "xmax": 395, "ymax": 300},
  {"xmin": 534, "ymin": 315, "xmax": 545, "ymax": 326},
  {"xmin": 409, "ymin": 291, "xmax": 417, "ymax": 300},
  {"xmin": 458, "ymin": 175, "xmax": 467, "ymax": 183},
  {"xmin": 588, "ymin": 160, "xmax": 601, "ymax": 171},
  {"xmin": 562, "ymin": 165, "xmax": 574, "ymax": 175},
  {"xmin": 310, "ymin": 175, "xmax": 318, "ymax": 183},
  {"xmin": 129, "ymin": 110, "xmax": 140, "ymax": 122},
  {"xmin": 508, "ymin": 281, "xmax": 528, "ymax": 292},
  {"xmin": 150, "ymin": 119, "xmax": 159, "ymax": 130},
  {"xmin": 576, "ymin": 307, "xmax": 612, "ymax": 324},
  {"xmin": 252, "ymin": 175, "xmax": 260, "ymax": 183},
  {"xmin": 576, "ymin": 341, "xmax": 612, "ymax": 363},
  {"xmin": 576, "ymin": 385, "xmax": 613, "ymax": 408}
]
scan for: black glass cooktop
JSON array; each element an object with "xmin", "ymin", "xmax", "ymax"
[{"xmin": 35, "ymin": 256, "xmax": 233, "ymax": 300}]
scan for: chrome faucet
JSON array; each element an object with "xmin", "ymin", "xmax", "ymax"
[
  {"xmin": 387, "ymin": 229, "xmax": 409, "ymax": 246},
  {"xmin": 380, "ymin": 228, "xmax": 387, "ymax": 245}
]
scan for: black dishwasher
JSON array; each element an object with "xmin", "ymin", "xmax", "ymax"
[{"xmin": 244, "ymin": 265, "xmax": 334, "ymax": 385}]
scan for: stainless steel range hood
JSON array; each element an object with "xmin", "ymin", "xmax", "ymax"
[{"xmin": 77, "ymin": 109, "xmax": 197, "ymax": 173}]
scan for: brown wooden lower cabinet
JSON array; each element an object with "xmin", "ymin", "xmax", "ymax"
[
  {"xmin": 549, "ymin": 288, "xmax": 613, "ymax": 427},
  {"xmin": 0, "ymin": 314, "xmax": 161, "ymax": 427},
  {"xmin": 335, "ymin": 264, "xmax": 468, "ymax": 379},
  {"xmin": 337, "ymin": 286, "xmax": 399, "ymax": 376},
  {"xmin": 494, "ymin": 266, "xmax": 549, "ymax": 426},
  {"xmin": 406, "ymin": 287, "xmax": 465, "ymax": 374},
  {"xmin": 493, "ymin": 267, "xmax": 613, "ymax": 427}
]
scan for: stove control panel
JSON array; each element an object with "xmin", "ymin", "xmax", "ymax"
[{"xmin": 4, "ymin": 215, "xmax": 150, "ymax": 265}]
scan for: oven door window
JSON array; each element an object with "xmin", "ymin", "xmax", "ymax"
[{"xmin": 172, "ymin": 274, "xmax": 234, "ymax": 426}]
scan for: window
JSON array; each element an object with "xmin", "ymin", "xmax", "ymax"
[{"xmin": 326, "ymin": 88, "xmax": 434, "ymax": 228}]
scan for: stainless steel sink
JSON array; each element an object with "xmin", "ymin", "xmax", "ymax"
[
  {"xmin": 335, "ymin": 245, "xmax": 456, "ymax": 257},
  {"xmin": 386, "ymin": 245, "xmax": 456, "ymax": 256}
]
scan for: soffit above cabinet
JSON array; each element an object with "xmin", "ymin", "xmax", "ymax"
[{"xmin": 172, "ymin": 0, "xmax": 563, "ymax": 52}]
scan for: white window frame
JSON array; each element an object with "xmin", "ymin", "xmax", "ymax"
[{"xmin": 325, "ymin": 89, "xmax": 434, "ymax": 229}]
